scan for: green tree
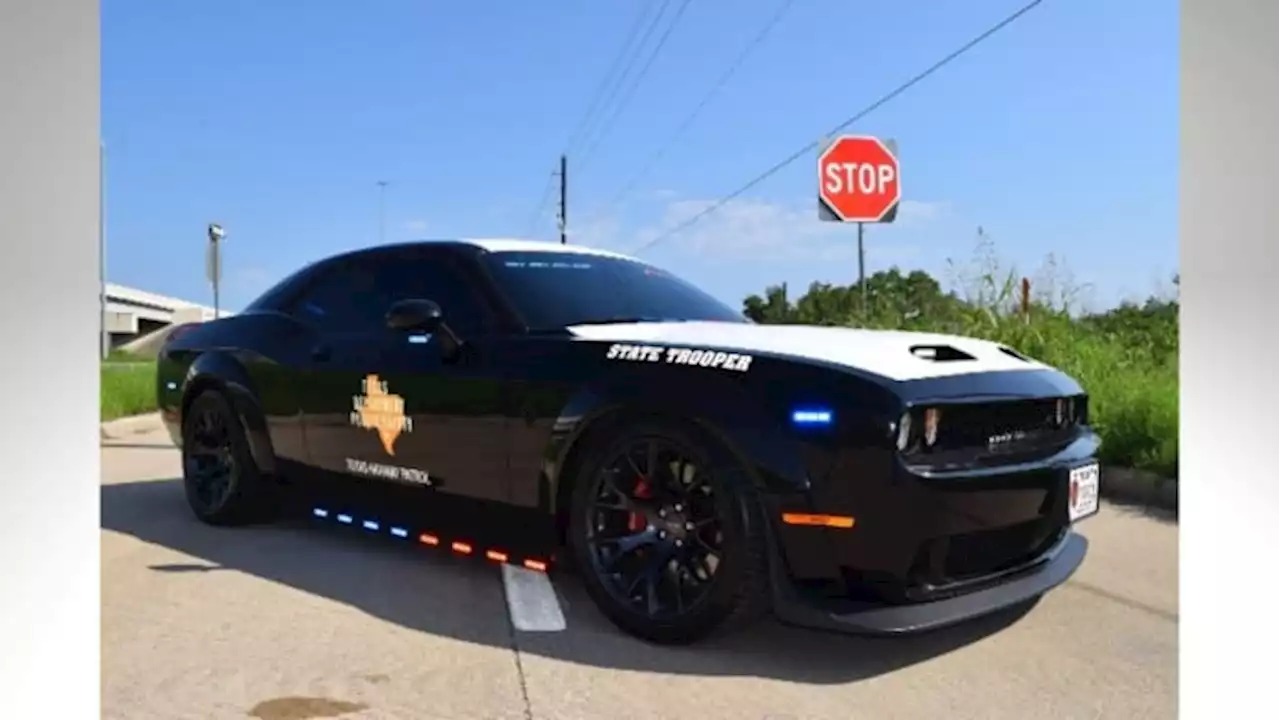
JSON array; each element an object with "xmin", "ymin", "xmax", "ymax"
[{"xmin": 742, "ymin": 267, "xmax": 966, "ymax": 329}]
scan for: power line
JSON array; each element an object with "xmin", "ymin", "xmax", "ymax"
[
  {"xmin": 583, "ymin": 0, "xmax": 796, "ymax": 226},
  {"xmin": 524, "ymin": 168, "xmax": 557, "ymax": 238},
  {"xmin": 528, "ymin": 1, "xmax": 666, "ymax": 238},
  {"xmin": 573, "ymin": 0, "xmax": 674, "ymax": 160},
  {"xmin": 575, "ymin": 0, "xmax": 693, "ymax": 174},
  {"xmin": 562, "ymin": 1, "xmax": 661, "ymax": 157},
  {"xmin": 630, "ymin": 0, "xmax": 1047, "ymax": 256}
]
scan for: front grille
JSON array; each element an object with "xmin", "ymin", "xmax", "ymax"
[
  {"xmin": 937, "ymin": 398, "xmax": 1061, "ymax": 449},
  {"xmin": 904, "ymin": 395, "xmax": 1086, "ymax": 470},
  {"xmin": 943, "ymin": 520, "xmax": 1054, "ymax": 579},
  {"xmin": 901, "ymin": 521, "xmax": 1067, "ymax": 598}
]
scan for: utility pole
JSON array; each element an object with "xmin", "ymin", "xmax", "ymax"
[
  {"xmin": 557, "ymin": 155, "xmax": 567, "ymax": 244},
  {"xmin": 377, "ymin": 180, "xmax": 389, "ymax": 244},
  {"xmin": 857, "ymin": 222, "xmax": 867, "ymax": 316}
]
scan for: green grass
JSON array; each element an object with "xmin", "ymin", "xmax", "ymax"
[{"xmin": 101, "ymin": 359, "xmax": 156, "ymax": 421}]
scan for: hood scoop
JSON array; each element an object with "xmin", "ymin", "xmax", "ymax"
[
  {"xmin": 997, "ymin": 346, "xmax": 1032, "ymax": 362},
  {"xmin": 909, "ymin": 344, "xmax": 975, "ymax": 362}
]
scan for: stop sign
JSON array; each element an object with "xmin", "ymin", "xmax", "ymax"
[{"xmin": 818, "ymin": 135, "xmax": 901, "ymax": 223}]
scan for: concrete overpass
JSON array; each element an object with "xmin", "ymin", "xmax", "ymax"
[{"xmin": 104, "ymin": 283, "xmax": 226, "ymax": 350}]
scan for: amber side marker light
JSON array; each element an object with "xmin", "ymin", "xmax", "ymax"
[
  {"xmin": 451, "ymin": 541, "xmax": 474, "ymax": 555},
  {"xmin": 485, "ymin": 549, "xmax": 509, "ymax": 563},
  {"xmin": 523, "ymin": 559, "xmax": 549, "ymax": 572},
  {"xmin": 782, "ymin": 512, "xmax": 856, "ymax": 529},
  {"xmin": 419, "ymin": 533, "xmax": 440, "ymax": 546}
]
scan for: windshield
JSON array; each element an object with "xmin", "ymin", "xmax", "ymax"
[{"xmin": 483, "ymin": 251, "xmax": 748, "ymax": 330}]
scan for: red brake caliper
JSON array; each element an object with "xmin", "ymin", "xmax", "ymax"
[{"xmin": 628, "ymin": 477, "xmax": 651, "ymax": 531}]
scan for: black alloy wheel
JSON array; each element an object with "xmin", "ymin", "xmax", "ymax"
[
  {"xmin": 184, "ymin": 398, "xmax": 237, "ymax": 512},
  {"xmin": 569, "ymin": 419, "xmax": 771, "ymax": 644},
  {"xmin": 584, "ymin": 436, "xmax": 724, "ymax": 619},
  {"xmin": 181, "ymin": 389, "xmax": 274, "ymax": 526}
]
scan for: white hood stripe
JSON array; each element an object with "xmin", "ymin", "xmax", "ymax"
[{"xmin": 568, "ymin": 321, "xmax": 1048, "ymax": 382}]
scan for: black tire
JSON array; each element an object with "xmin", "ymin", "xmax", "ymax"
[
  {"xmin": 567, "ymin": 418, "xmax": 772, "ymax": 644},
  {"xmin": 180, "ymin": 388, "xmax": 277, "ymax": 526}
]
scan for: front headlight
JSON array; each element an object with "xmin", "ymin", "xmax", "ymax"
[
  {"xmin": 895, "ymin": 411, "xmax": 913, "ymax": 451},
  {"xmin": 923, "ymin": 407, "xmax": 941, "ymax": 447}
]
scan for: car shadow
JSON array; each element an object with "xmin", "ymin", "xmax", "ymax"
[{"xmin": 102, "ymin": 477, "xmax": 1039, "ymax": 686}]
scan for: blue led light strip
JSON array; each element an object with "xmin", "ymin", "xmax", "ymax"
[
  {"xmin": 791, "ymin": 409, "xmax": 833, "ymax": 425},
  {"xmin": 307, "ymin": 506, "xmax": 552, "ymax": 572}
]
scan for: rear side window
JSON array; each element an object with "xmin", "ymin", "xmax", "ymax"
[{"xmin": 290, "ymin": 251, "xmax": 489, "ymax": 335}]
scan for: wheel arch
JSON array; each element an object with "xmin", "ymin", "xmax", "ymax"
[
  {"xmin": 544, "ymin": 373, "xmax": 813, "ymax": 544},
  {"xmin": 181, "ymin": 351, "xmax": 279, "ymax": 477}
]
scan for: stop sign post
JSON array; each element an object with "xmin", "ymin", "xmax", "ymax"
[{"xmin": 817, "ymin": 135, "xmax": 901, "ymax": 312}]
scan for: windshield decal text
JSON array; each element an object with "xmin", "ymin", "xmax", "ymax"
[{"xmin": 605, "ymin": 343, "xmax": 752, "ymax": 372}]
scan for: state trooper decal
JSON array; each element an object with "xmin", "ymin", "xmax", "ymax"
[{"xmin": 604, "ymin": 343, "xmax": 753, "ymax": 372}]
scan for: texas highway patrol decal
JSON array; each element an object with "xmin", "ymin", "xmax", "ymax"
[
  {"xmin": 344, "ymin": 457, "xmax": 433, "ymax": 487},
  {"xmin": 605, "ymin": 343, "xmax": 753, "ymax": 372},
  {"xmin": 349, "ymin": 374, "xmax": 414, "ymax": 455}
]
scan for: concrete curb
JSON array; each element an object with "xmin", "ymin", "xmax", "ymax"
[
  {"xmin": 1102, "ymin": 465, "xmax": 1178, "ymax": 513},
  {"xmin": 100, "ymin": 412, "xmax": 163, "ymax": 440}
]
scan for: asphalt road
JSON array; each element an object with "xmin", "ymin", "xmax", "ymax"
[{"xmin": 101, "ymin": 421, "xmax": 1177, "ymax": 720}]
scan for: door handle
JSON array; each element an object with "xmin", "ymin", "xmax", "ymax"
[{"xmin": 311, "ymin": 344, "xmax": 331, "ymax": 362}]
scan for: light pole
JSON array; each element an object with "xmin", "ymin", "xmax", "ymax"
[
  {"xmin": 377, "ymin": 180, "xmax": 388, "ymax": 244},
  {"xmin": 207, "ymin": 223, "xmax": 225, "ymax": 318}
]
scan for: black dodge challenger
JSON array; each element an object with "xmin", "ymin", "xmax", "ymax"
[{"xmin": 156, "ymin": 238, "xmax": 1101, "ymax": 645}]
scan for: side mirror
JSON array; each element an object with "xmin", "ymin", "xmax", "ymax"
[
  {"xmin": 386, "ymin": 299, "xmax": 443, "ymax": 332},
  {"xmin": 385, "ymin": 298, "xmax": 463, "ymax": 361}
]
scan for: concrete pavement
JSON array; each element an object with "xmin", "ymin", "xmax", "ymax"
[{"xmin": 101, "ymin": 422, "xmax": 1177, "ymax": 720}]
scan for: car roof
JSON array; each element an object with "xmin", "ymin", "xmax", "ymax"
[
  {"xmin": 454, "ymin": 237, "xmax": 640, "ymax": 262},
  {"xmin": 319, "ymin": 238, "xmax": 643, "ymax": 267}
]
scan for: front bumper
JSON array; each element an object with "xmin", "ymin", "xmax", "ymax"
[
  {"xmin": 761, "ymin": 427, "xmax": 1099, "ymax": 636},
  {"xmin": 768, "ymin": 527, "xmax": 1086, "ymax": 635}
]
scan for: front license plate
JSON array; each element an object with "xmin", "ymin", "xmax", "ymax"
[{"xmin": 1068, "ymin": 462, "xmax": 1100, "ymax": 522}]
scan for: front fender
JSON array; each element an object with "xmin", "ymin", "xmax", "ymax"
[
  {"xmin": 183, "ymin": 350, "xmax": 279, "ymax": 477},
  {"xmin": 542, "ymin": 369, "xmax": 818, "ymax": 519}
]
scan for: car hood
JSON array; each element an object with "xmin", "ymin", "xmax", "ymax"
[{"xmin": 565, "ymin": 320, "xmax": 1050, "ymax": 382}]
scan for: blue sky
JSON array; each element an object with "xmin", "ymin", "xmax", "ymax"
[{"xmin": 102, "ymin": 0, "xmax": 1177, "ymax": 314}]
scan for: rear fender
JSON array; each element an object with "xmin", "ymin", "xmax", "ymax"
[{"xmin": 182, "ymin": 351, "xmax": 279, "ymax": 477}]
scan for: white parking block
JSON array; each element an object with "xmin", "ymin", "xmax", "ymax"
[{"xmin": 501, "ymin": 563, "xmax": 567, "ymax": 632}]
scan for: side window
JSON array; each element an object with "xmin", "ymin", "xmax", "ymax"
[
  {"xmin": 291, "ymin": 258, "xmax": 412, "ymax": 333},
  {"xmin": 399, "ymin": 254, "xmax": 489, "ymax": 336},
  {"xmin": 290, "ymin": 252, "xmax": 489, "ymax": 336}
]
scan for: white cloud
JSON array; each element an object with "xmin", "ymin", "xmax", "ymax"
[
  {"xmin": 567, "ymin": 212, "xmax": 623, "ymax": 248},
  {"xmin": 896, "ymin": 199, "xmax": 949, "ymax": 226},
  {"xmin": 612, "ymin": 195, "xmax": 947, "ymax": 263},
  {"xmin": 401, "ymin": 219, "xmax": 429, "ymax": 234}
]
